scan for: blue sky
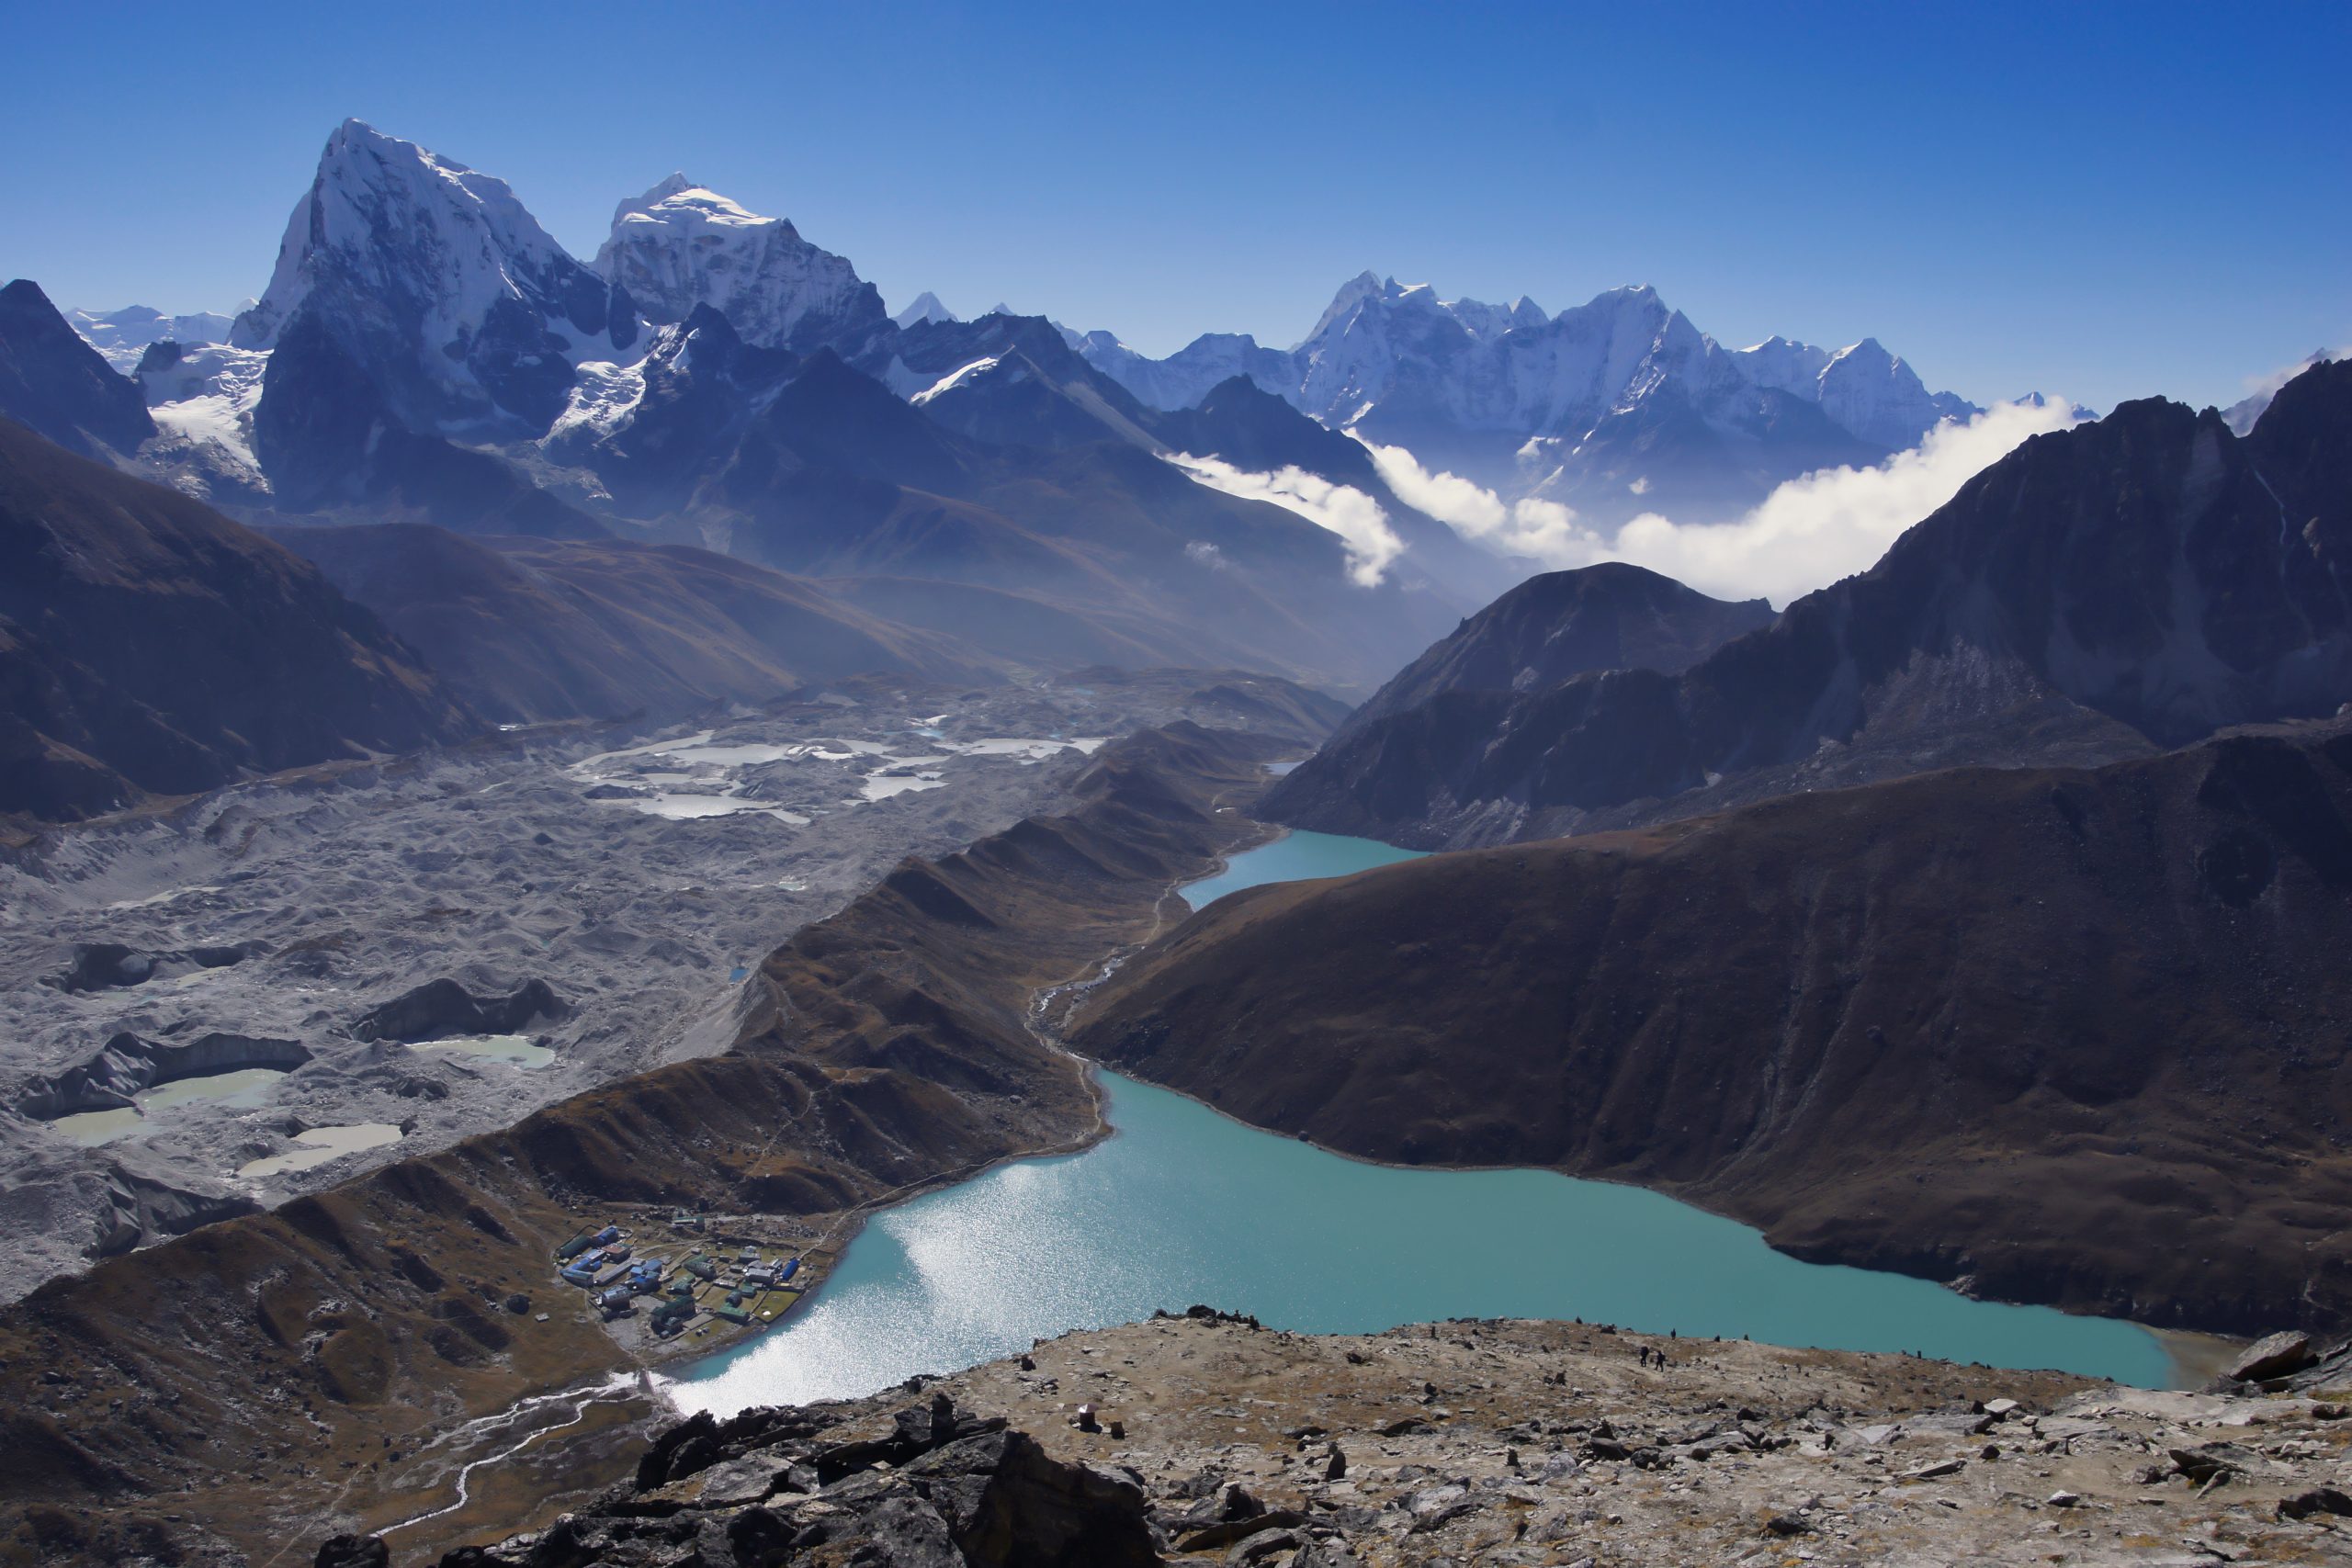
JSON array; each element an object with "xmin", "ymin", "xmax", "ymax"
[{"xmin": 6, "ymin": 0, "xmax": 2344, "ymax": 413}]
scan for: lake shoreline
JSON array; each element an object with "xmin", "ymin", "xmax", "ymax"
[{"xmin": 666, "ymin": 825, "xmax": 2222, "ymax": 1406}]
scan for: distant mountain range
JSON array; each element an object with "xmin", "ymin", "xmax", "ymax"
[
  {"xmin": 16, "ymin": 117, "xmax": 2317, "ymax": 793},
  {"xmin": 40, "ymin": 121, "xmax": 1988, "ymax": 643},
  {"xmin": 12, "ymin": 121, "xmax": 1561, "ymax": 698},
  {"xmin": 1268, "ymin": 357, "xmax": 2352, "ymax": 847},
  {"xmin": 1077, "ymin": 275, "xmax": 1980, "ymax": 524}
]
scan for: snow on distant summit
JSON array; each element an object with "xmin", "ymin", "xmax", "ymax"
[
  {"xmin": 1075, "ymin": 275, "xmax": 1984, "ymax": 520},
  {"xmin": 892, "ymin": 291, "xmax": 957, "ymax": 330},
  {"xmin": 595, "ymin": 175, "xmax": 886, "ymax": 352},
  {"xmin": 68, "ymin": 304, "xmax": 247, "ymax": 369}
]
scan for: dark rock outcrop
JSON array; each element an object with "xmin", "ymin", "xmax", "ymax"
[
  {"xmin": 422, "ymin": 1395, "xmax": 1158, "ymax": 1568},
  {"xmin": 52, "ymin": 942, "xmax": 250, "ymax": 995},
  {"xmin": 352, "ymin": 978, "xmax": 566, "ymax": 1043},
  {"xmin": 1270, "ymin": 361, "xmax": 2352, "ymax": 846}
]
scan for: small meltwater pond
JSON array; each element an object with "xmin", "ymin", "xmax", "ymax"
[
  {"xmin": 673, "ymin": 830, "xmax": 2174, "ymax": 1416},
  {"xmin": 237, "ymin": 1123, "xmax": 404, "ymax": 1179},
  {"xmin": 408, "ymin": 1034, "xmax": 555, "ymax": 1068},
  {"xmin": 50, "ymin": 1066, "xmax": 292, "ymax": 1146}
]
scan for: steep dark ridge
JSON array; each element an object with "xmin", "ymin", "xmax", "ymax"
[
  {"xmin": 1331, "ymin": 562, "xmax": 1777, "ymax": 741},
  {"xmin": 0, "ymin": 420, "xmax": 477, "ymax": 821},
  {"xmin": 0, "ymin": 715, "xmax": 1317, "ymax": 1562},
  {"xmin": 1268, "ymin": 365, "xmax": 2352, "ymax": 846},
  {"xmin": 266, "ymin": 523, "xmax": 1004, "ymax": 724},
  {"xmin": 0, "ymin": 279, "xmax": 155, "ymax": 458},
  {"xmin": 1073, "ymin": 722, "xmax": 2352, "ymax": 1336},
  {"xmin": 251, "ymin": 310, "xmax": 609, "ymax": 539}
]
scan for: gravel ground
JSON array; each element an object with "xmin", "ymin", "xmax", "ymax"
[{"xmin": 0, "ymin": 673, "xmax": 1290, "ymax": 1303}]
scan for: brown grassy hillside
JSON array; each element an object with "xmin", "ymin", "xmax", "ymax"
[{"xmin": 1075, "ymin": 723, "xmax": 2352, "ymax": 1337}]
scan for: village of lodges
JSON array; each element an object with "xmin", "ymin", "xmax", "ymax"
[{"xmin": 554, "ymin": 1211, "xmax": 807, "ymax": 1340}]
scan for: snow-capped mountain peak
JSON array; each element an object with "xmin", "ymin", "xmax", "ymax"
[
  {"xmin": 611, "ymin": 175, "xmax": 789, "ymax": 235},
  {"xmin": 1304, "ymin": 271, "xmax": 1391, "ymax": 345},
  {"xmin": 594, "ymin": 175, "xmax": 884, "ymax": 352},
  {"xmin": 228, "ymin": 118, "xmax": 631, "ymax": 434},
  {"xmin": 893, "ymin": 291, "xmax": 958, "ymax": 329}
]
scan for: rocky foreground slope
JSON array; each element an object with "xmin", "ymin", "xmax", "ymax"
[
  {"xmin": 306, "ymin": 1315, "xmax": 2352, "ymax": 1567},
  {"xmin": 1080, "ymin": 721, "xmax": 2352, "ymax": 1336}
]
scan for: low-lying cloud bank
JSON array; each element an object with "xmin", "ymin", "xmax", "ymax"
[
  {"xmin": 1363, "ymin": 399, "xmax": 2082, "ymax": 607},
  {"xmin": 1166, "ymin": 453, "xmax": 1404, "ymax": 587}
]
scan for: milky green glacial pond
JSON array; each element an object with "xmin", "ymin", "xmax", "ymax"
[{"xmin": 672, "ymin": 830, "xmax": 2171, "ymax": 1412}]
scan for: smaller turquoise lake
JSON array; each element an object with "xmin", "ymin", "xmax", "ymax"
[
  {"xmin": 1180, "ymin": 828, "xmax": 1428, "ymax": 909},
  {"xmin": 671, "ymin": 830, "xmax": 2173, "ymax": 1415}
]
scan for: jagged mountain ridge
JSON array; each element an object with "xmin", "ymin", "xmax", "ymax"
[
  {"xmin": 1266, "ymin": 358, "xmax": 2352, "ymax": 847},
  {"xmin": 229, "ymin": 120, "xmax": 640, "ymax": 439},
  {"xmin": 81, "ymin": 123, "xmax": 1979, "ymax": 573},
  {"xmin": 1076, "ymin": 273, "xmax": 1983, "ymax": 522}
]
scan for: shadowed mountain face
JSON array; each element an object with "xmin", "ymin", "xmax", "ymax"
[
  {"xmin": 1269, "ymin": 362, "xmax": 2352, "ymax": 847},
  {"xmin": 266, "ymin": 523, "xmax": 1007, "ymax": 724},
  {"xmin": 0, "ymin": 281, "xmax": 155, "ymax": 459},
  {"xmin": 1075, "ymin": 723, "xmax": 2352, "ymax": 1335},
  {"xmin": 1331, "ymin": 562, "xmax": 1775, "ymax": 742},
  {"xmin": 251, "ymin": 311, "xmax": 609, "ymax": 540},
  {"xmin": 673, "ymin": 352, "xmax": 1464, "ymax": 694},
  {"xmin": 0, "ymin": 421, "xmax": 475, "ymax": 821}
]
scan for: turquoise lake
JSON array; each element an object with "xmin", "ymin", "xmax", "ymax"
[
  {"xmin": 672, "ymin": 832, "xmax": 2173, "ymax": 1414},
  {"xmin": 1179, "ymin": 827, "xmax": 1428, "ymax": 909}
]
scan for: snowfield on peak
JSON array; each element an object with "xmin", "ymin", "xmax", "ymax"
[
  {"xmin": 594, "ymin": 174, "xmax": 886, "ymax": 352},
  {"xmin": 1077, "ymin": 274, "xmax": 1985, "ymax": 519},
  {"xmin": 67, "ymin": 305, "xmax": 244, "ymax": 370}
]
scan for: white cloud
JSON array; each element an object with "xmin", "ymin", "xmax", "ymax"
[
  {"xmin": 1363, "ymin": 398, "xmax": 2081, "ymax": 608},
  {"xmin": 1165, "ymin": 453, "xmax": 1404, "ymax": 587},
  {"xmin": 1361, "ymin": 441, "xmax": 1591, "ymax": 562},
  {"xmin": 2226, "ymin": 346, "xmax": 2346, "ymax": 433}
]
